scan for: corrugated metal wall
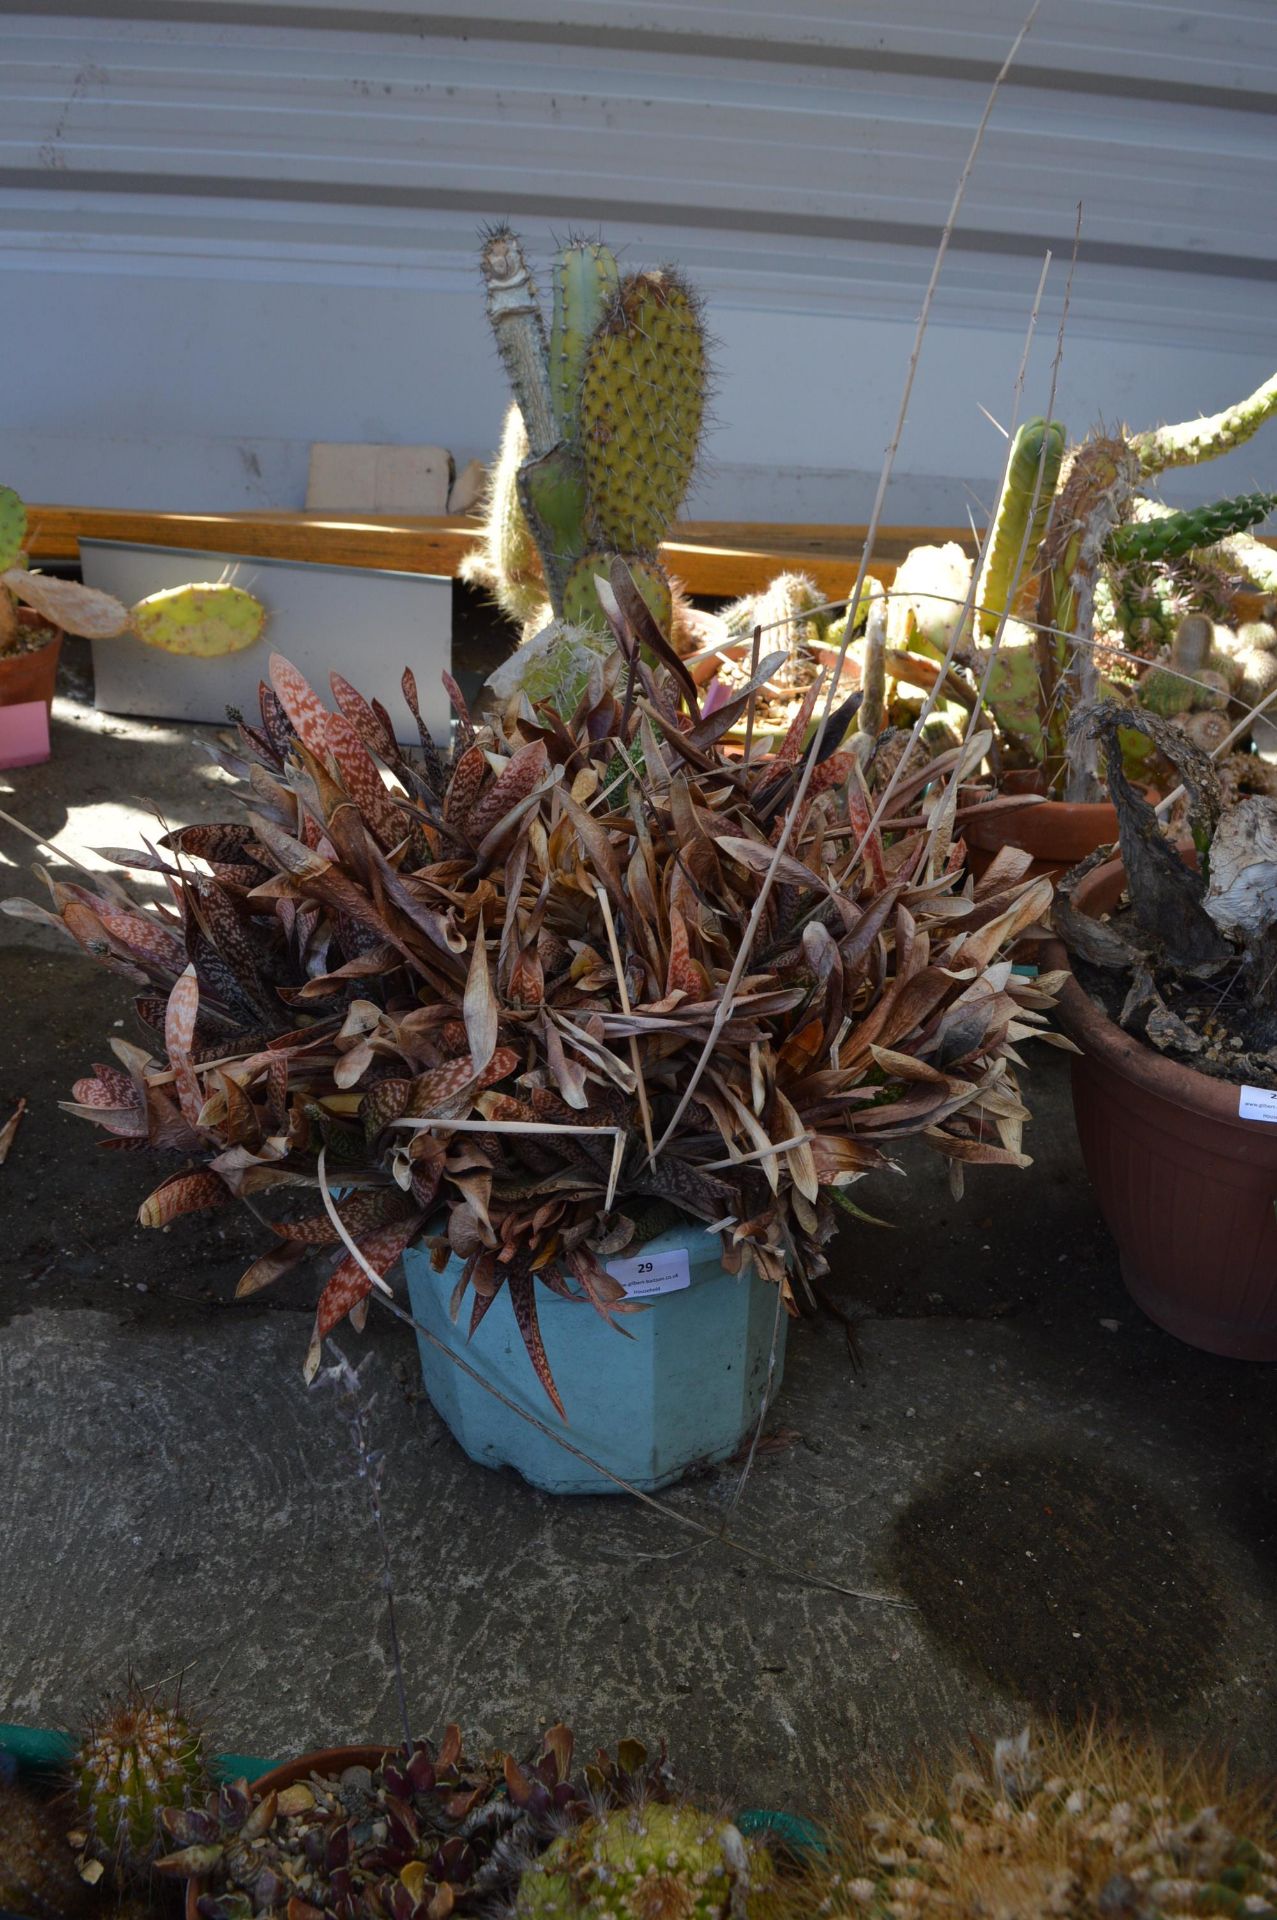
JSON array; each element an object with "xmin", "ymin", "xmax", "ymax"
[{"xmin": 3, "ymin": 0, "xmax": 1276, "ymax": 522}]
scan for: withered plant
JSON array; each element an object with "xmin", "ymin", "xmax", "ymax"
[{"xmin": 10, "ymin": 565, "xmax": 1060, "ymax": 1413}]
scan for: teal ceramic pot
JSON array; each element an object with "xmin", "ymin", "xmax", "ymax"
[{"xmin": 402, "ymin": 1223, "xmax": 787, "ymax": 1495}]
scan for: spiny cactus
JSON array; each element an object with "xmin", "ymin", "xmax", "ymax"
[
  {"xmin": 476, "ymin": 228, "xmax": 708, "ymax": 650},
  {"xmin": 0, "ymin": 1778, "xmax": 92, "ymax": 1920},
  {"xmin": 130, "ymin": 582, "xmax": 267, "ymax": 657},
  {"xmin": 3, "ymin": 568, "xmax": 133, "ymax": 640},
  {"xmin": 1138, "ymin": 613, "xmax": 1230, "ymax": 718},
  {"xmin": 0, "ymin": 484, "xmax": 27, "ymax": 573},
  {"xmin": 0, "ymin": 487, "xmax": 267, "ymax": 665},
  {"xmin": 1132, "ymin": 368, "xmax": 1277, "ymax": 476},
  {"xmin": 518, "ymin": 1803, "xmax": 764, "ymax": 1920},
  {"xmin": 1105, "ymin": 490, "xmax": 1277, "ymax": 569},
  {"xmin": 70, "ymin": 1681, "xmax": 209, "ymax": 1886},
  {"xmin": 976, "ymin": 416, "xmax": 1065, "ymax": 638},
  {"xmin": 578, "ymin": 268, "xmax": 706, "ymax": 556},
  {"xmin": 775, "ymin": 1723, "xmax": 1277, "ymax": 1920},
  {"xmin": 459, "ymin": 404, "xmax": 551, "ymax": 630}
]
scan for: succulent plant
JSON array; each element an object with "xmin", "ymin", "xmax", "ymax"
[
  {"xmin": 70, "ymin": 1681, "xmax": 210, "ymax": 1886},
  {"xmin": 0, "ymin": 484, "xmax": 267, "ymax": 662},
  {"xmin": 14, "ymin": 591, "xmax": 1058, "ymax": 1414},
  {"xmin": 158, "ymin": 1728, "xmax": 676, "ymax": 1920},
  {"xmin": 772, "ymin": 1723, "xmax": 1277, "ymax": 1920},
  {"xmin": 130, "ymin": 583, "xmax": 268, "ymax": 657},
  {"xmin": 0, "ymin": 1776, "xmax": 93, "ymax": 1919},
  {"xmin": 975, "ymin": 415, "xmax": 1065, "ymax": 639},
  {"xmin": 471, "ymin": 229, "xmax": 707, "ymax": 669},
  {"xmin": 517, "ymin": 1803, "xmax": 765, "ymax": 1920}
]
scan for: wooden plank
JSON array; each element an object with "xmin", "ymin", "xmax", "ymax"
[{"xmin": 23, "ymin": 505, "xmax": 954, "ymax": 597}]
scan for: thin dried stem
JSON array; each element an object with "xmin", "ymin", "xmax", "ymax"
[
  {"xmin": 595, "ymin": 881, "xmax": 656, "ymax": 1163},
  {"xmin": 650, "ymin": 5, "xmax": 1039, "ymax": 1157}
]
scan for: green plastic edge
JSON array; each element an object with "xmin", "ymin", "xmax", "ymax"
[
  {"xmin": 1, "ymin": 1725, "xmax": 823, "ymax": 1850},
  {"xmin": 0, "ymin": 1723, "xmax": 273, "ymax": 1784}
]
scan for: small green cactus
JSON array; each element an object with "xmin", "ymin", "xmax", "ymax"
[
  {"xmin": 1105, "ymin": 490, "xmax": 1277, "ymax": 568},
  {"xmin": 129, "ymin": 581, "xmax": 267, "ymax": 656},
  {"xmin": 975, "ymin": 415, "xmax": 1065, "ymax": 637},
  {"xmin": 459, "ymin": 404, "xmax": 551, "ymax": 631},
  {"xmin": 518, "ymin": 1803, "xmax": 764, "ymax": 1920},
  {"xmin": 71, "ymin": 1682, "xmax": 209, "ymax": 1886},
  {"xmin": 0, "ymin": 484, "xmax": 27, "ymax": 573}
]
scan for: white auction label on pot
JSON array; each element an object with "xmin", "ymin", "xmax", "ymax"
[
  {"xmin": 1239, "ymin": 1085, "xmax": 1277, "ymax": 1123},
  {"xmin": 606, "ymin": 1246, "xmax": 692, "ymax": 1299}
]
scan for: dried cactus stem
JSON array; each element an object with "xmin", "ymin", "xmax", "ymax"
[{"xmin": 479, "ymin": 226, "xmax": 557, "ymax": 457}]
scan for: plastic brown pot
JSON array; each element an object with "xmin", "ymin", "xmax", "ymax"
[
  {"xmin": 1043, "ymin": 858, "xmax": 1277, "ymax": 1360},
  {"xmin": 965, "ymin": 770, "xmax": 1121, "ymax": 882},
  {"xmin": 184, "ymin": 1745, "xmax": 390, "ymax": 1919},
  {"xmin": 0, "ymin": 612, "xmax": 61, "ymax": 710}
]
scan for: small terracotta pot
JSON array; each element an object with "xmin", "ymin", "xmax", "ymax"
[
  {"xmin": 965, "ymin": 770, "xmax": 1121, "ymax": 883},
  {"xmin": 0, "ymin": 611, "xmax": 61, "ymax": 710},
  {"xmin": 184, "ymin": 1745, "xmax": 390, "ymax": 1919},
  {"xmin": 1044, "ymin": 858, "xmax": 1277, "ymax": 1360}
]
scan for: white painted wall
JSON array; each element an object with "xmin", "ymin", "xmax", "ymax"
[{"xmin": 3, "ymin": 0, "xmax": 1276, "ymax": 524}]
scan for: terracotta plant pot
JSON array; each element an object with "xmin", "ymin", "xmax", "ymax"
[
  {"xmin": 0, "ymin": 612, "xmax": 61, "ymax": 710},
  {"xmin": 1043, "ymin": 858, "xmax": 1277, "ymax": 1360},
  {"xmin": 184, "ymin": 1745, "xmax": 389, "ymax": 1919},
  {"xmin": 965, "ymin": 770, "xmax": 1120, "ymax": 883}
]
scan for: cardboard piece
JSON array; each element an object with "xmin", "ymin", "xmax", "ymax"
[{"xmin": 306, "ymin": 443, "xmax": 453, "ymax": 515}]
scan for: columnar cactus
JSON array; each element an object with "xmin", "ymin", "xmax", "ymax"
[
  {"xmin": 1131, "ymin": 367, "xmax": 1277, "ymax": 476},
  {"xmin": 975, "ymin": 415, "xmax": 1065, "ymax": 637},
  {"xmin": 476, "ymin": 228, "xmax": 708, "ymax": 645}
]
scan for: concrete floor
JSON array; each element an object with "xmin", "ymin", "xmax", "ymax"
[{"xmin": 2, "ymin": 642, "xmax": 1276, "ymax": 1811}]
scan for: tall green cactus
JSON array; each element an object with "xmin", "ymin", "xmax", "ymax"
[
  {"xmin": 477, "ymin": 228, "xmax": 708, "ymax": 640},
  {"xmin": 975, "ymin": 417, "xmax": 1065, "ymax": 638}
]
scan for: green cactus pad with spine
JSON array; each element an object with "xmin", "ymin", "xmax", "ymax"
[
  {"xmin": 563, "ymin": 550, "xmax": 672, "ymax": 637},
  {"xmin": 1105, "ymin": 491, "xmax": 1277, "ymax": 568},
  {"xmin": 73, "ymin": 1686, "xmax": 208, "ymax": 1882},
  {"xmin": 0, "ymin": 487, "xmax": 27, "ymax": 573},
  {"xmin": 976, "ymin": 417, "xmax": 1065, "ymax": 637},
  {"xmin": 129, "ymin": 583, "xmax": 266, "ymax": 656},
  {"xmin": 579, "ymin": 270, "xmax": 706, "ymax": 554},
  {"xmin": 517, "ymin": 1803, "xmax": 762, "ymax": 1920},
  {"xmin": 550, "ymin": 241, "xmax": 621, "ymax": 444}
]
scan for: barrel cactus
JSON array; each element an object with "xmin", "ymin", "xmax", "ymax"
[
  {"xmin": 517, "ymin": 1803, "xmax": 764, "ymax": 1920},
  {"xmin": 70, "ymin": 1682, "xmax": 209, "ymax": 1885}
]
